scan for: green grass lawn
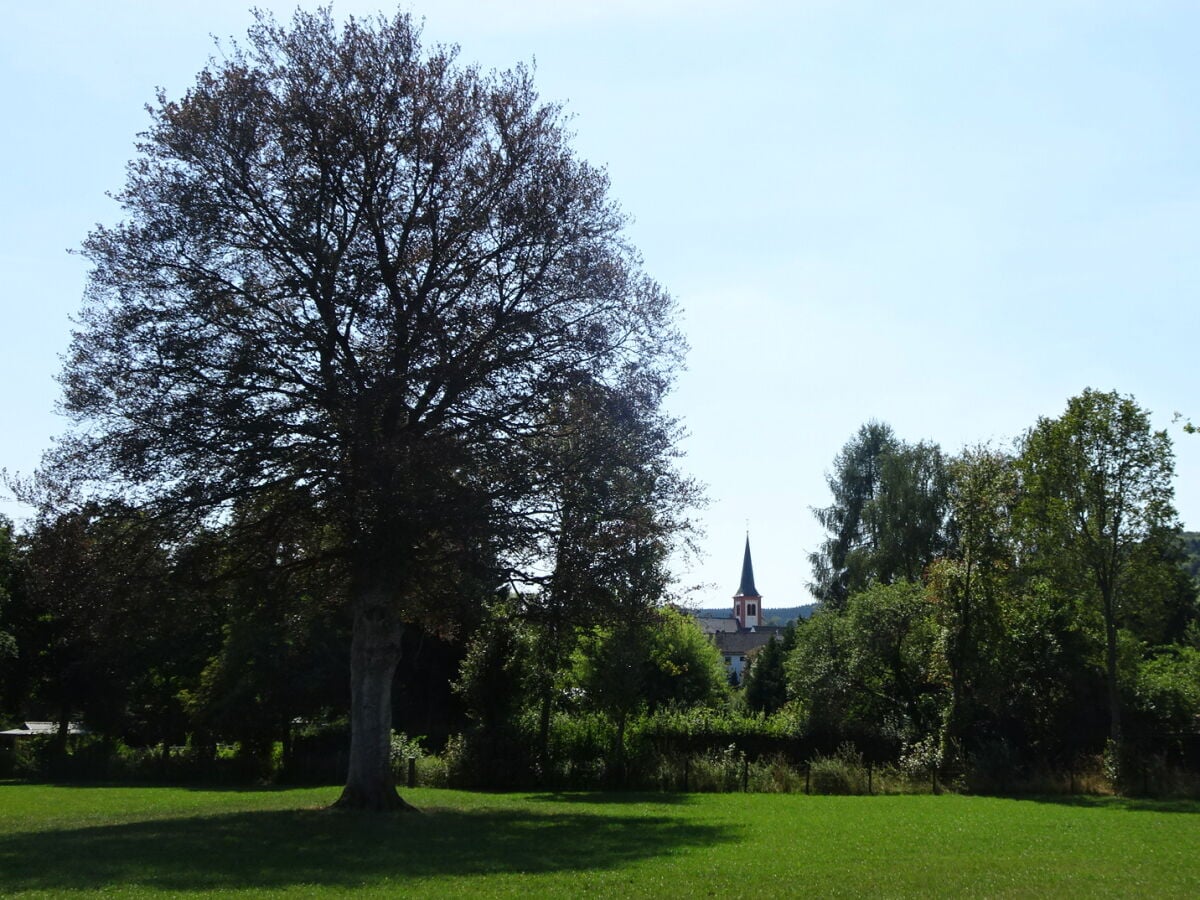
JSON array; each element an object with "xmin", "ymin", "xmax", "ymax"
[{"xmin": 1, "ymin": 784, "xmax": 1197, "ymax": 897}]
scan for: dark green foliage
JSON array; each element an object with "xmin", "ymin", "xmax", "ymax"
[
  {"xmin": 1182, "ymin": 532, "xmax": 1200, "ymax": 582},
  {"xmin": 809, "ymin": 421, "xmax": 897, "ymax": 608},
  {"xmin": 573, "ymin": 607, "xmax": 728, "ymax": 718},
  {"xmin": 0, "ymin": 516, "xmax": 18, "ymax": 701},
  {"xmin": 176, "ymin": 498, "xmax": 352, "ymax": 764},
  {"xmin": 809, "ymin": 423, "xmax": 950, "ymax": 609},
  {"xmin": 8, "ymin": 380, "xmax": 1198, "ymax": 793},
  {"xmin": 13, "ymin": 505, "xmax": 204, "ymax": 746},
  {"xmin": 1017, "ymin": 389, "xmax": 1180, "ymax": 751},
  {"xmin": 986, "ymin": 579, "xmax": 1109, "ymax": 760},
  {"xmin": 571, "ymin": 607, "xmax": 728, "ymax": 781},
  {"xmin": 1131, "ymin": 645, "xmax": 1200, "ymax": 734},
  {"xmin": 787, "ymin": 581, "xmax": 942, "ymax": 758},
  {"xmin": 807, "ymin": 743, "xmax": 871, "ymax": 795},
  {"xmin": 452, "ymin": 599, "xmax": 536, "ymax": 785},
  {"xmin": 742, "ymin": 623, "xmax": 796, "ymax": 714},
  {"xmin": 517, "ymin": 377, "xmax": 698, "ymax": 771},
  {"xmin": 928, "ymin": 445, "xmax": 1019, "ymax": 756},
  {"xmin": 452, "ymin": 604, "xmax": 729, "ymax": 787},
  {"xmin": 791, "ymin": 391, "xmax": 1198, "ymax": 785}
]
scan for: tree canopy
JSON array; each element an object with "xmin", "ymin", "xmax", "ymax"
[
  {"xmin": 47, "ymin": 7, "xmax": 687, "ymax": 809},
  {"xmin": 1016, "ymin": 389, "xmax": 1179, "ymax": 752},
  {"xmin": 808, "ymin": 422, "xmax": 950, "ymax": 608}
]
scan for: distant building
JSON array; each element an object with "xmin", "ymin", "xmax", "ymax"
[
  {"xmin": 0, "ymin": 721, "xmax": 88, "ymax": 751},
  {"xmin": 693, "ymin": 536, "xmax": 784, "ymax": 682},
  {"xmin": 732, "ymin": 536, "xmax": 762, "ymax": 629}
]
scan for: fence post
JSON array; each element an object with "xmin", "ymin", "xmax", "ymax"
[
  {"xmin": 407, "ymin": 757, "xmax": 416, "ymax": 789},
  {"xmin": 683, "ymin": 756, "xmax": 690, "ymax": 793},
  {"xmin": 868, "ymin": 762, "xmax": 873, "ymax": 796},
  {"xmin": 742, "ymin": 758, "xmax": 749, "ymax": 793},
  {"xmin": 805, "ymin": 764, "xmax": 811, "ymax": 795}
]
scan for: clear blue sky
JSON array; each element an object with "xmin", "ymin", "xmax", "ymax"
[{"xmin": 3, "ymin": 1, "xmax": 1198, "ymax": 607}]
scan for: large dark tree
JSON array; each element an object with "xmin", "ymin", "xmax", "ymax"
[{"xmin": 48, "ymin": 9, "xmax": 683, "ymax": 809}]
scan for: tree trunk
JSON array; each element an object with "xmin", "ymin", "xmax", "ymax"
[
  {"xmin": 52, "ymin": 706, "xmax": 71, "ymax": 757},
  {"xmin": 334, "ymin": 593, "xmax": 416, "ymax": 812}
]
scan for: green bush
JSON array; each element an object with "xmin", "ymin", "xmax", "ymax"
[
  {"xmin": 438, "ymin": 734, "xmax": 471, "ymax": 788},
  {"xmin": 808, "ymin": 743, "xmax": 869, "ymax": 795},
  {"xmin": 688, "ymin": 745, "xmax": 747, "ymax": 792},
  {"xmin": 747, "ymin": 754, "xmax": 807, "ymax": 793},
  {"xmin": 414, "ymin": 753, "xmax": 449, "ymax": 788}
]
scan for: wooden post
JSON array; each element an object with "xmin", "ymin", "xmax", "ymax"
[
  {"xmin": 407, "ymin": 757, "xmax": 416, "ymax": 789},
  {"xmin": 868, "ymin": 762, "xmax": 873, "ymax": 796},
  {"xmin": 742, "ymin": 757, "xmax": 749, "ymax": 793},
  {"xmin": 805, "ymin": 764, "xmax": 811, "ymax": 795},
  {"xmin": 683, "ymin": 756, "xmax": 690, "ymax": 793}
]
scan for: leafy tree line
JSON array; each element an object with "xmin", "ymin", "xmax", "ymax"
[
  {"xmin": 0, "ymin": 504, "xmax": 360, "ymax": 773},
  {"xmin": 749, "ymin": 389, "xmax": 1200, "ymax": 786},
  {"xmin": 0, "ymin": 501, "xmax": 728, "ymax": 788},
  {"xmin": 4, "ymin": 389, "xmax": 1195, "ymax": 794}
]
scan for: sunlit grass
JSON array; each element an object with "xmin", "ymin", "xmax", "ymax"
[{"xmin": 1, "ymin": 784, "xmax": 1197, "ymax": 896}]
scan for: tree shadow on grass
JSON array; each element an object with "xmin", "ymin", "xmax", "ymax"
[
  {"xmin": 38, "ymin": 780, "xmax": 327, "ymax": 794},
  {"xmin": 0, "ymin": 805, "xmax": 735, "ymax": 893},
  {"xmin": 1009, "ymin": 795, "xmax": 1200, "ymax": 814}
]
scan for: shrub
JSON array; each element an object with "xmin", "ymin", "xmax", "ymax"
[
  {"xmin": 898, "ymin": 735, "xmax": 942, "ymax": 781},
  {"xmin": 687, "ymin": 744, "xmax": 747, "ymax": 793},
  {"xmin": 414, "ymin": 753, "xmax": 449, "ymax": 788},
  {"xmin": 439, "ymin": 734, "xmax": 471, "ymax": 788},
  {"xmin": 747, "ymin": 754, "xmax": 806, "ymax": 793},
  {"xmin": 808, "ymin": 743, "xmax": 869, "ymax": 795}
]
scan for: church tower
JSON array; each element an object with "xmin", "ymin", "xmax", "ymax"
[{"xmin": 733, "ymin": 535, "xmax": 763, "ymax": 629}]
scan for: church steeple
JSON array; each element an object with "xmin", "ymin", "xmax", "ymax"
[
  {"xmin": 735, "ymin": 535, "xmax": 759, "ymax": 598},
  {"xmin": 733, "ymin": 535, "xmax": 763, "ymax": 629}
]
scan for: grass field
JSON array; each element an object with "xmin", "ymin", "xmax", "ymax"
[{"xmin": 1, "ymin": 784, "xmax": 1198, "ymax": 897}]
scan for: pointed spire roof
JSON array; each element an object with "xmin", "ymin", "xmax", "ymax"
[{"xmin": 735, "ymin": 535, "xmax": 760, "ymax": 598}]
